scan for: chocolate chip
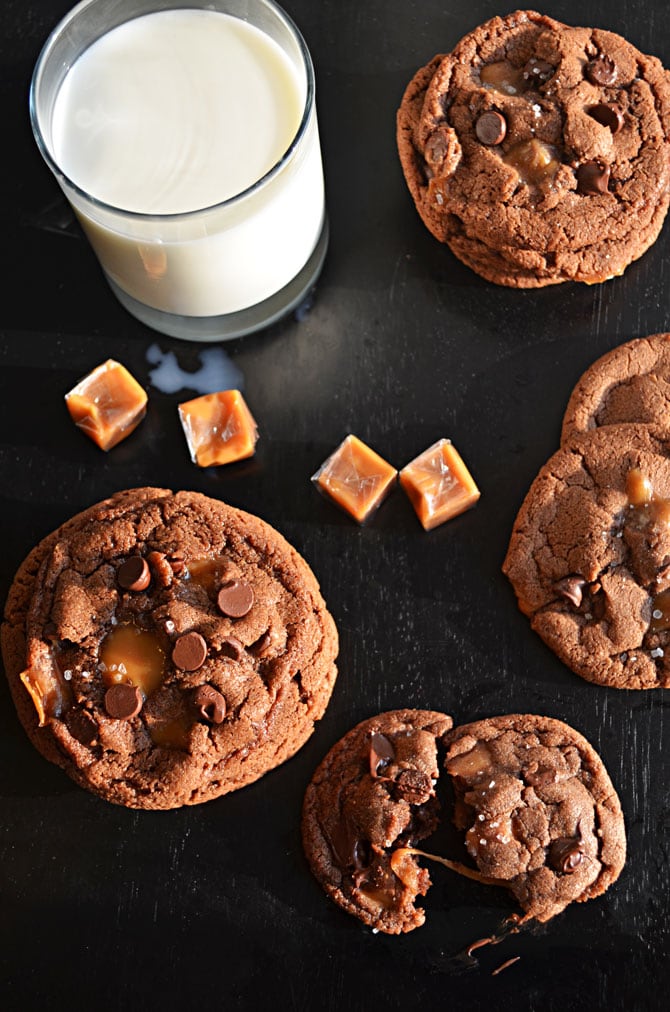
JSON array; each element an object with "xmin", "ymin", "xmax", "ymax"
[
  {"xmin": 369, "ymin": 732, "xmax": 395, "ymax": 777},
  {"xmin": 65, "ymin": 707, "xmax": 99, "ymax": 745},
  {"xmin": 548, "ymin": 837, "xmax": 584, "ymax": 873},
  {"xmin": 193, "ymin": 684, "xmax": 226, "ymax": 724},
  {"xmin": 327, "ymin": 817, "xmax": 369, "ymax": 870},
  {"xmin": 554, "ymin": 576, "xmax": 586, "ymax": 607},
  {"xmin": 475, "ymin": 110, "xmax": 507, "ymax": 146},
  {"xmin": 168, "ymin": 552, "xmax": 186, "ymax": 577},
  {"xmin": 588, "ymin": 102, "xmax": 624, "ymax": 134},
  {"xmin": 172, "ymin": 631, "xmax": 208, "ymax": 671},
  {"xmin": 147, "ymin": 551, "xmax": 173, "ymax": 588},
  {"xmin": 425, "ymin": 126, "xmax": 450, "ymax": 165},
  {"xmin": 217, "ymin": 580, "xmax": 254, "ymax": 618},
  {"xmin": 577, "ymin": 160, "xmax": 610, "ymax": 195},
  {"xmin": 117, "ymin": 557, "xmax": 151, "ymax": 592},
  {"xmin": 586, "ymin": 54, "xmax": 617, "ymax": 86},
  {"xmin": 523, "ymin": 58, "xmax": 555, "ymax": 85},
  {"xmin": 393, "ymin": 769, "xmax": 433, "ymax": 805},
  {"xmin": 221, "ymin": 636, "xmax": 245, "ymax": 660},
  {"xmin": 352, "ymin": 839, "xmax": 371, "ymax": 871},
  {"xmin": 250, "ymin": 630, "xmax": 275, "ymax": 658},
  {"xmin": 104, "ymin": 683, "xmax": 143, "ymax": 720}
]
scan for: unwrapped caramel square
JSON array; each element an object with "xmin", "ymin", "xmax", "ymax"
[
  {"xmin": 178, "ymin": 389, "xmax": 258, "ymax": 467},
  {"xmin": 65, "ymin": 359, "xmax": 148, "ymax": 451},
  {"xmin": 399, "ymin": 439, "xmax": 480, "ymax": 530},
  {"xmin": 312, "ymin": 434, "xmax": 397, "ymax": 523}
]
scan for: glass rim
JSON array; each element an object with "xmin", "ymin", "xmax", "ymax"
[{"xmin": 29, "ymin": 0, "xmax": 316, "ymax": 223}]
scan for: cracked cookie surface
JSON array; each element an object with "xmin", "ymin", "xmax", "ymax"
[
  {"xmin": 445, "ymin": 714, "xmax": 626, "ymax": 923},
  {"xmin": 1, "ymin": 488, "xmax": 338, "ymax": 808},
  {"xmin": 397, "ymin": 10, "xmax": 670, "ymax": 287},
  {"xmin": 503, "ymin": 424, "xmax": 670, "ymax": 688},
  {"xmin": 301, "ymin": 709, "xmax": 453, "ymax": 934},
  {"xmin": 562, "ymin": 333, "xmax": 670, "ymax": 443}
]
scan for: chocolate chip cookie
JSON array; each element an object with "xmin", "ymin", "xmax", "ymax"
[
  {"xmin": 302, "ymin": 709, "xmax": 625, "ymax": 932},
  {"xmin": 2, "ymin": 488, "xmax": 338, "ymax": 808},
  {"xmin": 301, "ymin": 709, "xmax": 453, "ymax": 934},
  {"xmin": 503, "ymin": 424, "xmax": 670, "ymax": 688},
  {"xmin": 397, "ymin": 11, "xmax": 670, "ymax": 287},
  {"xmin": 562, "ymin": 333, "xmax": 670, "ymax": 443},
  {"xmin": 444, "ymin": 714, "xmax": 626, "ymax": 923}
]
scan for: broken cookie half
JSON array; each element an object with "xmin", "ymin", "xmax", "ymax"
[
  {"xmin": 301, "ymin": 710, "xmax": 625, "ymax": 934},
  {"xmin": 301, "ymin": 709, "xmax": 453, "ymax": 933}
]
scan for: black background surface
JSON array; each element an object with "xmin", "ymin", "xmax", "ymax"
[{"xmin": 1, "ymin": 1, "xmax": 669, "ymax": 1009}]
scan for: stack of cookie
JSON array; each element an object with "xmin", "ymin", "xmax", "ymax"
[
  {"xmin": 397, "ymin": 11, "xmax": 670, "ymax": 288},
  {"xmin": 504, "ymin": 333, "xmax": 670, "ymax": 689}
]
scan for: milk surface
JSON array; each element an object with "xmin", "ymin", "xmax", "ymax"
[
  {"xmin": 48, "ymin": 8, "xmax": 325, "ymax": 318},
  {"xmin": 53, "ymin": 10, "xmax": 304, "ymax": 213}
]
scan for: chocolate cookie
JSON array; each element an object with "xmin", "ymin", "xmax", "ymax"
[
  {"xmin": 301, "ymin": 709, "xmax": 453, "ymax": 934},
  {"xmin": 397, "ymin": 11, "xmax": 670, "ymax": 287},
  {"xmin": 503, "ymin": 424, "xmax": 670, "ymax": 688},
  {"xmin": 2, "ymin": 488, "xmax": 338, "ymax": 808},
  {"xmin": 562, "ymin": 333, "xmax": 670, "ymax": 443},
  {"xmin": 444, "ymin": 714, "xmax": 626, "ymax": 923}
]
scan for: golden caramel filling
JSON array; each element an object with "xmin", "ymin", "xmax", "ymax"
[
  {"xmin": 503, "ymin": 139, "xmax": 560, "ymax": 185},
  {"xmin": 20, "ymin": 667, "xmax": 71, "ymax": 726},
  {"xmin": 20, "ymin": 653, "xmax": 73, "ymax": 727},
  {"xmin": 149, "ymin": 714, "xmax": 192, "ymax": 750},
  {"xmin": 480, "ymin": 61, "xmax": 526, "ymax": 96},
  {"xmin": 626, "ymin": 468, "xmax": 653, "ymax": 506},
  {"xmin": 445, "ymin": 742, "xmax": 493, "ymax": 778},
  {"xmin": 187, "ymin": 555, "xmax": 231, "ymax": 596},
  {"xmin": 100, "ymin": 625, "xmax": 166, "ymax": 697},
  {"xmin": 626, "ymin": 468, "xmax": 670, "ymax": 529},
  {"xmin": 358, "ymin": 885, "xmax": 398, "ymax": 910}
]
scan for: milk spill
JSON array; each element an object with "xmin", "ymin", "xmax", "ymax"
[{"xmin": 146, "ymin": 343, "xmax": 244, "ymax": 394}]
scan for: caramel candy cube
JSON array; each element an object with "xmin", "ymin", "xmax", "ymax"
[
  {"xmin": 65, "ymin": 359, "xmax": 148, "ymax": 451},
  {"xmin": 399, "ymin": 439, "xmax": 480, "ymax": 531},
  {"xmin": 178, "ymin": 389, "xmax": 258, "ymax": 467},
  {"xmin": 312, "ymin": 434, "xmax": 397, "ymax": 524}
]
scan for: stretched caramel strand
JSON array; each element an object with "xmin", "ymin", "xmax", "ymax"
[
  {"xmin": 390, "ymin": 846, "xmax": 511, "ymax": 889},
  {"xmin": 491, "ymin": 956, "xmax": 521, "ymax": 976}
]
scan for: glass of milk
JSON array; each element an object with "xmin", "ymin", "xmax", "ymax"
[{"xmin": 30, "ymin": 0, "xmax": 327, "ymax": 341}]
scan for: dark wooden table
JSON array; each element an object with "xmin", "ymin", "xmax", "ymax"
[{"xmin": 1, "ymin": 1, "xmax": 669, "ymax": 1009}]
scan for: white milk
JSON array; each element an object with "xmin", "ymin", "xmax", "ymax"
[{"xmin": 50, "ymin": 9, "xmax": 324, "ymax": 318}]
